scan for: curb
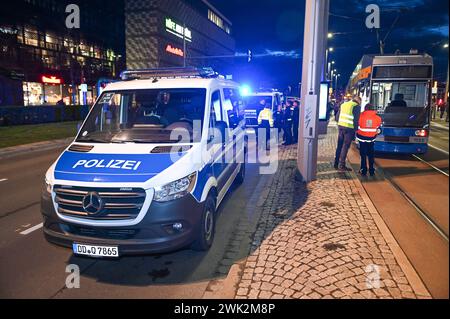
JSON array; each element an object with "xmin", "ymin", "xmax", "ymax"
[
  {"xmin": 347, "ymin": 148, "xmax": 432, "ymax": 298},
  {"xmin": 0, "ymin": 138, "xmax": 73, "ymax": 160}
]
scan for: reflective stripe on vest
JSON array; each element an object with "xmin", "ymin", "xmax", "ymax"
[
  {"xmin": 358, "ymin": 127, "xmax": 378, "ymax": 133},
  {"xmin": 338, "ymin": 101, "xmax": 357, "ymax": 129}
]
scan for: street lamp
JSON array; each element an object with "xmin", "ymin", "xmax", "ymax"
[
  {"xmin": 444, "ymin": 44, "xmax": 449, "ymax": 105},
  {"xmin": 328, "ymin": 32, "xmax": 334, "ymax": 39},
  {"xmin": 325, "ymin": 48, "xmax": 334, "ymax": 80}
]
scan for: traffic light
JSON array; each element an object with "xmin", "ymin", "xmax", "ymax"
[{"xmin": 248, "ymin": 50, "xmax": 252, "ymax": 63}]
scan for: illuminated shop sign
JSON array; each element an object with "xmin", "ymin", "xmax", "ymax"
[
  {"xmin": 42, "ymin": 75, "xmax": 63, "ymax": 84},
  {"xmin": 165, "ymin": 17, "xmax": 192, "ymax": 42},
  {"xmin": 0, "ymin": 26, "xmax": 17, "ymax": 35},
  {"xmin": 166, "ymin": 44, "xmax": 184, "ymax": 57}
]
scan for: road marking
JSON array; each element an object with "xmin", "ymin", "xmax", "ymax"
[
  {"xmin": 0, "ymin": 178, "xmax": 7, "ymax": 183},
  {"xmin": 432, "ymin": 122, "xmax": 449, "ymax": 130},
  {"xmin": 429, "ymin": 144, "xmax": 449, "ymax": 155},
  {"xmin": 20, "ymin": 223, "xmax": 43, "ymax": 235}
]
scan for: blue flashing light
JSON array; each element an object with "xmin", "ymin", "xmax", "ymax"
[{"xmin": 240, "ymin": 85, "xmax": 252, "ymax": 96}]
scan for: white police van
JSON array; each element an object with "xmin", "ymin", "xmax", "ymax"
[
  {"xmin": 42, "ymin": 67, "xmax": 247, "ymax": 257},
  {"xmin": 243, "ymin": 91, "xmax": 282, "ymax": 129}
]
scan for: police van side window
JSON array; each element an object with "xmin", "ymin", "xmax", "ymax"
[
  {"xmin": 211, "ymin": 90, "xmax": 222, "ymax": 122},
  {"xmin": 223, "ymin": 88, "xmax": 244, "ymax": 128},
  {"xmin": 208, "ymin": 90, "xmax": 223, "ymax": 147}
]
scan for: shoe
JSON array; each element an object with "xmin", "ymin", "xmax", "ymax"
[
  {"xmin": 359, "ymin": 170, "xmax": 367, "ymax": 176},
  {"xmin": 333, "ymin": 163, "xmax": 339, "ymax": 170},
  {"xmin": 369, "ymin": 170, "xmax": 375, "ymax": 177},
  {"xmin": 338, "ymin": 166, "xmax": 352, "ymax": 172}
]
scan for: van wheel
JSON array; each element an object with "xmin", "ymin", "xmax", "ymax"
[{"xmin": 191, "ymin": 196, "xmax": 216, "ymax": 251}]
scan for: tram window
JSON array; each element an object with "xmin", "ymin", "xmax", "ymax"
[{"xmin": 371, "ymin": 82, "xmax": 429, "ymax": 113}]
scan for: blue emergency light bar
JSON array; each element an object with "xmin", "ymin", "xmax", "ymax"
[{"xmin": 120, "ymin": 67, "xmax": 220, "ymax": 81}]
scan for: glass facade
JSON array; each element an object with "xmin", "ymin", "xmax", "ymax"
[{"xmin": 0, "ymin": 0, "xmax": 125, "ymax": 106}]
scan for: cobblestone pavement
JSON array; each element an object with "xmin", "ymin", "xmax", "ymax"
[{"xmin": 234, "ymin": 129, "xmax": 431, "ymax": 299}]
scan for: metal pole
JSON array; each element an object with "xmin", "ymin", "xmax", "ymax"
[
  {"xmin": 183, "ymin": 22, "xmax": 187, "ymax": 67},
  {"xmin": 296, "ymin": 0, "xmax": 330, "ymax": 182},
  {"xmin": 445, "ymin": 63, "xmax": 449, "ymax": 105}
]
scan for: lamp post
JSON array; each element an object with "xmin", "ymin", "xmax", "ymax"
[
  {"xmin": 444, "ymin": 44, "xmax": 449, "ymax": 105},
  {"xmin": 297, "ymin": 0, "xmax": 330, "ymax": 182}
]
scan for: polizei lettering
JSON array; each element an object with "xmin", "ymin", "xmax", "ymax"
[{"xmin": 73, "ymin": 159, "xmax": 142, "ymax": 171}]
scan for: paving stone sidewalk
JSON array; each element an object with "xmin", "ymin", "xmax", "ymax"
[{"xmin": 234, "ymin": 128, "xmax": 431, "ymax": 299}]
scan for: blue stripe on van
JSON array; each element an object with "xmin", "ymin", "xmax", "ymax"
[{"xmin": 54, "ymin": 151, "xmax": 186, "ymax": 183}]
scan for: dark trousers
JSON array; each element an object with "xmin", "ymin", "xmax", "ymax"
[
  {"xmin": 283, "ymin": 123, "xmax": 293, "ymax": 145},
  {"xmin": 359, "ymin": 141, "xmax": 375, "ymax": 174},
  {"xmin": 293, "ymin": 122, "xmax": 299, "ymax": 143},
  {"xmin": 334, "ymin": 127, "xmax": 355, "ymax": 167},
  {"xmin": 259, "ymin": 121, "xmax": 271, "ymax": 144}
]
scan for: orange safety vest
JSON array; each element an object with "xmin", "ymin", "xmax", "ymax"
[{"xmin": 357, "ymin": 110, "xmax": 382, "ymax": 139}]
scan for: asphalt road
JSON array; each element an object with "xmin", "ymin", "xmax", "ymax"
[
  {"xmin": 0, "ymin": 123, "xmax": 447, "ymax": 299},
  {"xmin": 0, "ymin": 140, "xmax": 273, "ymax": 298}
]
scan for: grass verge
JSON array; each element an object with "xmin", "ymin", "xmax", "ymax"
[{"xmin": 0, "ymin": 121, "xmax": 78, "ymax": 149}]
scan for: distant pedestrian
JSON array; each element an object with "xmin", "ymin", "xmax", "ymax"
[
  {"xmin": 258, "ymin": 100, "xmax": 274, "ymax": 149},
  {"xmin": 446, "ymin": 102, "xmax": 449, "ymax": 122},
  {"xmin": 282, "ymin": 101, "xmax": 294, "ymax": 146},
  {"xmin": 440, "ymin": 103, "xmax": 446, "ymax": 119},
  {"xmin": 356, "ymin": 104, "xmax": 382, "ymax": 176},
  {"xmin": 292, "ymin": 100, "xmax": 300, "ymax": 144},
  {"xmin": 334, "ymin": 95, "xmax": 361, "ymax": 171}
]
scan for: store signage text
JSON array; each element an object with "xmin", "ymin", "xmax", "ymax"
[
  {"xmin": 165, "ymin": 17, "xmax": 192, "ymax": 42},
  {"xmin": 166, "ymin": 44, "xmax": 184, "ymax": 57},
  {"xmin": 42, "ymin": 75, "xmax": 63, "ymax": 85}
]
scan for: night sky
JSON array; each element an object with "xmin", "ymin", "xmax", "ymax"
[{"xmin": 209, "ymin": 0, "xmax": 449, "ymax": 92}]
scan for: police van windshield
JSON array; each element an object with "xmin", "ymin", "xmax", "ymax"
[{"xmin": 77, "ymin": 89, "xmax": 206, "ymax": 144}]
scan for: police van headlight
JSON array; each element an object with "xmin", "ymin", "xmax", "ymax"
[
  {"xmin": 153, "ymin": 173, "xmax": 197, "ymax": 202},
  {"xmin": 43, "ymin": 177, "xmax": 52, "ymax": 194}
]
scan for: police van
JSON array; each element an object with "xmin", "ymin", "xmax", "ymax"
[
  {"xmin": 243, "ymin": 91, "xmax": 282, "ymax": 129},
  {"xmin": 41, "ymin": 67, "xmax": 247, "ymax": 257}
]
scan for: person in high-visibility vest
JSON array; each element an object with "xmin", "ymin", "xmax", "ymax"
[
  {"xmin": 334, "ymin": 95, "xmax": 361, "ymax": 171},
  {"xmin": 258, "ymin": 100, "xmax": 274, "ymax": 148},
  {"xmin": 356, "ymin": 103, "xmax": 382, "ymax": 176}
]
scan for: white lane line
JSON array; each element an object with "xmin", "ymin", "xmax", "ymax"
[
  {"xmin": 20, "ymin": 223, "xmax": 43, "ymax": 235},
  {"xmin": 0, "ymin": 178, "xmax": 7, "ymax": 183},
  {"xmin": 432, "ymin": 122, "xmax": 449, "ymax": 130},
  {"xmin": 429, "ymin": 144, "xmax": 450, "ymax": 155}
]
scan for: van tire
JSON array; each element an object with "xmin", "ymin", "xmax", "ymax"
[{"xmin": 191, "ymin": 196, "xmax": 216, "ymax": 251}]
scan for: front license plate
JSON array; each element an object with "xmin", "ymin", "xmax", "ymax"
[{"xmin": 73, "ymin": 243, "xmax": 119, "ymax": 258}]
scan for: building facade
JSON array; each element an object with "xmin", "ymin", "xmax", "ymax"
[
  {"xmin": 125, "ymin": 0, "xmax": 235, "ymax": 75},
  {"xmin": 0, "ymin": 0, "xmax": 126, "ymax": 106}
]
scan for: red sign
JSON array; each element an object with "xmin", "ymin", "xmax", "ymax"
[
  {"xmin": 42, "ymin": 75, "xmax": 63, "ymax": 85},
  {"xmin": 166, "ymin": 44, "xmax": 184, "ymax": 57}
]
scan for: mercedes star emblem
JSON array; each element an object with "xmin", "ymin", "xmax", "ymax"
[{"xmin": 82, "ymin": 192, "xmax": 104, "ymax": 215}]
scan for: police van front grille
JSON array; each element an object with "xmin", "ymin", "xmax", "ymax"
[{"xmin": 53, "ymin": 186, "xmax": 146, "ymax": 221}]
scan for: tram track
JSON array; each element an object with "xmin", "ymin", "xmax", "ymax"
[{"xmin": 380, "ymin": 155, "xmax": 449, "ymax": 242}]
